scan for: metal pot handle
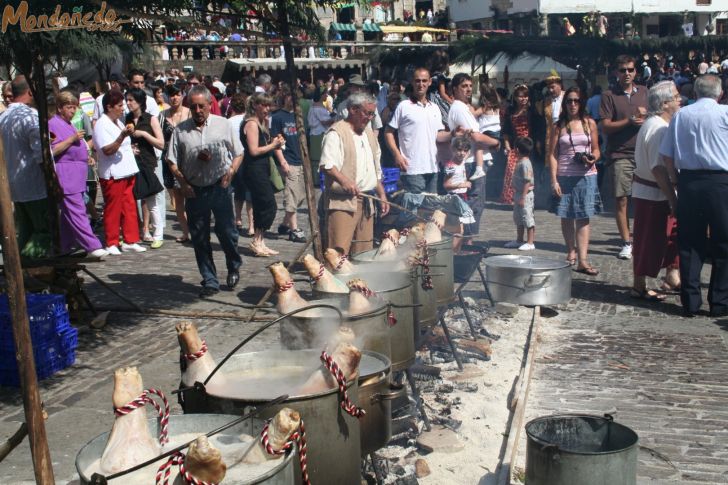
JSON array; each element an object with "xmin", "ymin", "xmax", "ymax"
[
  {"xmin": 370, "ymin": 384, "xmax": 407, "ymax": 403},
  {"xmin": 523, "ymin": 274, "xmax": 550, "ymax": 289}
]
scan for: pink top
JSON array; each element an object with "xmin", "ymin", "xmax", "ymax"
[{"xmin": 556, "ymin": 129, "xmax": 597, "ymax": 177}]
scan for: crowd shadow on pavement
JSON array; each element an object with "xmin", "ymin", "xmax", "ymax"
[
  {"xmin": 89, "ymin": 273, "xmax": 201, "ymax": 309},
  {"xmin": 570, "ymin": 278, "xmax": 684, "ymax": 316}
]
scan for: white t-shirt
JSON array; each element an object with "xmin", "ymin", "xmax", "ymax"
[
  {"xmin": 448, "ymin": 100, "xmax": 479, "ymax": 164},
  {"xmin": 444, "ymin": 161, "xmax": 467, "ymax": 194},
  {"xmin": 308, "ymin": 105, "xmax": 332, "ymax": 136},
  {"xmin": 388, "ymin": 99, "xmax": 444, "ymax": 175},
  {"xmin": 633, "ymin": 116, "xmax": 670, "ymax": 202},
  {"xmin": 92, "ymin": 114, "xmax": 139, "ymax": 180},
  {"xmin": 319, "ymin": 129, "xmax": 382, "ymax": 191}
]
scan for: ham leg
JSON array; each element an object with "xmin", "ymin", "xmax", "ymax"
[
  {"xmin": 269, "ymin": 262, "xmax": 308, "ymax": 314},
  {"xmin": 303, "ymin": 254, "xmax": 348, "ymax": 293},
  {"xmin": 177, "ymin": 322, "xmax": 226, "ymax": 390},
  {"xmin": 100, "ymin": 367, "xmax": 160, "ymax": 474},
  {"xmin": 375, "ymin": 229, "xmax": 400, "ymax": 260},
  {"xmin": 242, "ymin": 408, "xmax": 301, "ymax": 464},
  {"xmin": 176, "ymin": 435, "xmax": 226, "ymax": 485},
  {"xmin": 294, "ymin": 342, "xmax": 361, "ymax": 395},
  {"xmin": 324, "ymin": 248, "xmax": 356, "ymax": 274},
  {"xmin": 346, "ymin": 278, "xmax": 376, "ymax": 314},
  {"xmin": 424, "ymin": 210, "xmax": 445, "ymax": 243}
]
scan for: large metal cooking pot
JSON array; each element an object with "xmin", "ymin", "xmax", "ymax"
[
  {"xmin": 484, "ymin": 255, "xmax": 571, "ymax": 306},
  {"xmin": 313, "ymin": 272, "xmax": 416, "ymax": 372},
  {"xmin": 75, "ymin": 414, "xmax": 296, "ymax": 484},
  {"xmin": 351, "ymin": 250, "xmax": 438, "ymax": 337},
  {"xmin": 280, "ymin": 298, "xmax": 391, "ymax": 361},
  {"xmin": 184, "ymin": 350, "xmax": 362, "ymax": 485},
  {"xmin": 358, "ymin": 351, "xmax": 406, "ymax": 456},
  {"xmin": 427, "ymin": 237, "xmax": 454, "ymax": 306}
]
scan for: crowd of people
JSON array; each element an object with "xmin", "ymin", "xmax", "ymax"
[{"xmin": 1, "ymin": 46, "xmax": 728, "ymax": 316}]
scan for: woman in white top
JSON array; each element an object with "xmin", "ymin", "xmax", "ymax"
[{"xmin": 92, "ymin": 89, "xmax": 145, "ymax": 255}]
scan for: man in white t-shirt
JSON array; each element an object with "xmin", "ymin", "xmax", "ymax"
[
  {"xmin": 384, "ymin": 67, "xmax": 453, "ymax": 193},
  {"xmin": 631, "ymin": 80, "xmax": 681, "ymax": 301},
  {"xmin": 447, "ymin": 73, "xmax": 499, "ymax": 164}
]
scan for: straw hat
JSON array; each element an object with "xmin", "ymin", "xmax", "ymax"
[{"xmin": 544, "ymin": 69, "xmax": 561, "ymax": 84}]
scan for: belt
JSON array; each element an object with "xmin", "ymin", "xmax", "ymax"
[
  {"xmin": 633, "ymin": 174, "xmax": 659, "ymax": 189},
  {"xmin": 679, "ymin": 169, "xmax": 728, "ymax": 175}
]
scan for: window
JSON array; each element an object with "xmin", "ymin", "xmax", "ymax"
[{"xmin": 718, "ymin": 19, "xmax": 728, "ymax": 35}]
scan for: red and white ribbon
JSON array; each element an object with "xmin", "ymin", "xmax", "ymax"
[
  {"xmin": 334, "ymin": 254, "xmax": 349, "ymax": 272},
  {"xmin": 311, "ymin": 263, "xmax": 325, "ymax": 283},
  {"xmin": 275, "ymin": 280, "xmax": 295, "ymax": 293},
  {"xmin": 347, "ymin": 282, "xmax": 375, "ymax": 298},
  {"xmin": 320, "ymin": 351, "xmax": 366, "ymax": 418},
  {"xmin": 182, "ymin": 340, "xmax": 208, "ymax": 362},
  {"xmin": 261, "ymin": 419, "xmax": 310, "ymax": 485},
  {"xmin": 381, "ymin": 231, "xmax": 399, "ymax": 246},
  {"xmin": 155, "ymin": 451, "xmax": 217, "ymax": 485},
  {"xmin": 411, "ymin": 240, "xmax": 433, "ymax": 290},
  {"xmin": 114, "ymin": 388, "xmax": 170, "ymax": 445}
]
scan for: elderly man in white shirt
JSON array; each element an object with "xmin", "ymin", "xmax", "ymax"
[
  {"xmin": 0, "ymin": 75, "xmax": 51, "ymax": 258},
  {"xmin": 320, "ymin": 92, "xmax": 389, "ymax": 255}
]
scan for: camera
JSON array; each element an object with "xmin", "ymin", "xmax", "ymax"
[{"xmin": 573, "ymin": 152, "xmax": 595, "ymax": 165}]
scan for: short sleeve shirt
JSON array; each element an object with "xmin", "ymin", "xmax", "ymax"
[
  {"xmin": 444, "ymin": 161, "xmax": 467, "ymax": 194},
  {"xmin": 0, "ymin": 103, "xmax": 46, "ymax": 202},
  {"xmin": 598, "ymin": 84, "xmax": 648, "ymax": 160},
  {"xmin": 633, "ymin": 116, "xmax": 668, "ymax": 201},
  {"xmin": 511, "ymin": 158, "xmax": 534, "ymax": 201},
  {"xmin": 270, "ymin": 109, "xmax": 302, "ymax": 166},
  {"xmin": 92, "ymin": 114, "xmax": 139, "ymax": 180},
  {"xmin": 168, "ymin": 114, "xmax": 243, "ymax": 187},
  {"xmin": 388, "ymin": 99, "xmax": 444, "ymax": 175},
  {"xmin": 447, "ymin": 100, "xmax": 479, "ymax": 132},
  {"xmin": 319, "ymin": 129, "xmax": 382, "ymax": 191}
]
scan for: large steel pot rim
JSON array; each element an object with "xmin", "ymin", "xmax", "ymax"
[
  {"xmin": 525, "ymin": 414, "xmax": 639, "ymax": 456},
  {"xmin": 284, "ymin": 298, "xmax": 388, "ymax": 321},
  {"xmin": 485, "ymin": 254, "xmax": 570, "ymax": 270},
  {"xmin": 205, "ymin": 350, "xmax": 357, "ymax": 402}
]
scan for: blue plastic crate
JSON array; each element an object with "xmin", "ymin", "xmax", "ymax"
[
  {"xmin": 0, "ymin": 349, "xmax": 75, "ymax": 387},
  {"xmin": 0, "ymin": 312, "xmax": 72, "ymax": 353},
  {"xmin": 0, "ymin": 293, "xmax": 68, "ymax": 341},
  {"xmin": 382, "ymin": 167, "xmax": 400, "ymax": 183}
]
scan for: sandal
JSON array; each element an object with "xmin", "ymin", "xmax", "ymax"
[
  {"xmin": 574, "ymin": 266, "xmax": 599, "ymax": 276},
  {"xmin": 248, "ymin": 242, "xmax": 269, "ymax": 257},
  {"xmin": 630, "ymin": 288, "xmax": 666, "ymax": 302},
  {"xmin": 263, "ymin": 246, "xmax": 280, "ymax": 256},
  {"xmin": 566, "ymin": 258, "xmax": 577, "ymax": 266},
  {"xmin": 175, "ymin": 235, "xmax": 190, "ymax": 243},
  {"xmin": 660, "ymin": 279, "xmax": 681, "ymax": 294}
]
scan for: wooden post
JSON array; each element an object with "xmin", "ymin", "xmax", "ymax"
[
  {"xmin": 0, "ymin": 138, "xmax": 55, "ymax": 483},
  {"xmin": 277, "ymin": 0, "xmax": 324, "ymax": 260}
]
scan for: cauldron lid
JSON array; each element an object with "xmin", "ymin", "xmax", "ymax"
[
  {"xmin": 484, "ymin": 255, "xmax": 570, "ymax": 270},
  {"xmin": 359, "ymin": 350, "xmax": 390, "ymax": 380}
]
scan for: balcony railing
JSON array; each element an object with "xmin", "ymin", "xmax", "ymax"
[{"xmin": 152, "ymin": 39, "xmax": 450, "ymax": 62}]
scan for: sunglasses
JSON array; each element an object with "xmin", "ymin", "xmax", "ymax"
[
  {"xmin": 618, "ymin": 68, "xmax": 636, "ymax": 73},
  {"xmin": 565, "ymin": 98, "xmax": 580, "ymax": 104},
  {"xmin": 358, "ymin": 108, "xmax": 376, "ymax": 118}
]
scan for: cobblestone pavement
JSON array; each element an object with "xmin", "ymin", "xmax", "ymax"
[{"xmin": 1, "ymin": 187, "xmax": 727, "ymax": 483}]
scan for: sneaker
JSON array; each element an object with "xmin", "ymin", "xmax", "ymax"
[
  {"xmin": 504, "ymin": 240, "xmax": 522, "ymax": 249},
  {"xmin": 88, "ymin": 248, "xmax": 108, "ymax": 259},
  {"xmin": 469, "ymin": 166, "xmax": 486, "ymax": 180},
  {"xmin": 277, "ymin": 224, "xmax": 290, "ymax": 235},
  {"xmin": 518, "ymin": 243, "xmax": 536, "ymax": 251},
  {"xmin": 121, "ymin": 242, "xmax": 147, "ymax": 253},
  {"xmin": 618, "ymin": 242, "xmax": 633, "ymax": 260},
  {"xmin": 150, "ymin": 240, "xmax": 164, "ymax": 249},
  {"xmin": 105, "ymin": 245, "xmax": 121, "ymax": 255},
  {"xmin": 288, "ymin": 229, "xmax": 306, "ymax": 243}
]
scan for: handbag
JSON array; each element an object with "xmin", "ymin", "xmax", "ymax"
[
  {"xmin": 133, "ymin": 163, "xmax": 164, "ymax": 200},
  {"xmin": 269, "ymin": 156, "xmax": 285, "ymax": 193}
]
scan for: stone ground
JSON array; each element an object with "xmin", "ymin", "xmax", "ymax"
[{"xmin": 1, "ymin": 183, "xmax": 727, "ymax": 484}]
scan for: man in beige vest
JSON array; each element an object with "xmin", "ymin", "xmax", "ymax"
[{"xmin": 320, "ymin": 92, "xmax": 390, "ymax": 254}]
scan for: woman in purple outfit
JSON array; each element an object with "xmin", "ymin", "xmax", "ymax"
[{"xmin": 49, "ymin": 91, "xmax": 107, "ymax": 258}]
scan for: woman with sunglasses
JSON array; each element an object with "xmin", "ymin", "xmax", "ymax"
[
  {"xmin": 241, "ymin": 93, "xmax": 285, "ymax": 256},
  {"xmin": 549, "ymin": 87, "xmax": 602, "ymax": 276}
]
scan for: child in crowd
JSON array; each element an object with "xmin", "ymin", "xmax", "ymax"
[
  {"xmin": 444, "ymin": 136, "xmax": 474, "ymax": 252},
  {"xmin": 471, "ymin": 83, "xmax": 502, "ymax": 180},
  {"xmin": 504, "ymin": 137, "xmax": 536, "ymax": 251},
  {"xmin": 443, "ymin": 136, "xmax": 472, "ymax": 199}
]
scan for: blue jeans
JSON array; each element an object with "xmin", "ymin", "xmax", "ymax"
[
  {"xmin": 400, "ymin": 172, "xmax": 438, "ymax": 194},
  {"xmin": 186, "ymin": 184, "xmax": 242, "ymax": 289}
]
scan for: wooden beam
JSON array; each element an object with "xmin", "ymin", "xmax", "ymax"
[{"xmin": 0, "ymin": 139, "xmax": 55, "ymax": 483}]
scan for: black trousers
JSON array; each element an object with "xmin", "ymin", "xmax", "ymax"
[{"xmin": 676, "ymin": 171, "xmax": 728, "ymax": 313}]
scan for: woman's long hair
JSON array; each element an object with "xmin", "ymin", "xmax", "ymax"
[
  {"xmin": 509, "ymin": 84, "xmax": 530, "ymax": 113},
  {"xmin": 245, "ymin": 92, "xmax": 273, "ymax": 135},
  {"xmin": 556, "ymin": 86, "xmax": 588, "ymax": 129}
]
